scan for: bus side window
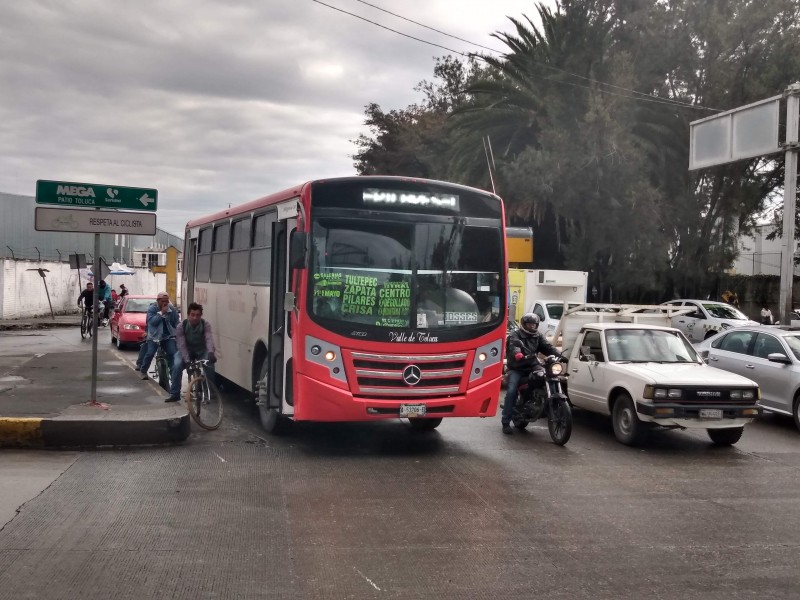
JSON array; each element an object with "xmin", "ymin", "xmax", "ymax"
[
  {"xmin": 211, "ymin": 222, "xmax": 230, "ymax": 284},
  {"xmin": 250, "ymin": 212, "xmax": 276, "ymax": 285},
  {"xmin": 196, "ymin": 227, "xmax": 212, "ymax": 282},
  {"xmin": 229, "ymin": 217, "xmax": 251, "ymax": 285}
]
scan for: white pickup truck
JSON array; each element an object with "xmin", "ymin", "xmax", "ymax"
[{"xmin": 557, "ymin": 305, "xmax": 761, "ymax": 446}]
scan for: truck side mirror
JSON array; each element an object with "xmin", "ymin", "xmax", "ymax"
[{"xmin": 289, "ymin": 230, "xmax": 307, "ymax": 270}]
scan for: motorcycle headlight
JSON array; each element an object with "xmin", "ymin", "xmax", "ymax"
[{"xmin": 550, "ymin": 362, "xmax": 564, "ymax": 376}]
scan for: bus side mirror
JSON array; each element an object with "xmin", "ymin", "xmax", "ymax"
[{"xmin": 289, "ymin": 231, "xmax": 307, "ymax": 269}]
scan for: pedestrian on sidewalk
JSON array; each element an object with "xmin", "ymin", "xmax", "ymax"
[
  {"xmin": 164, "ymin": 302, "xmax": 217, "ymax": 402},
  {"xmin": 138, "ymin": 292, "xmax": 179, "ymax": 381},
  {"xmin": 760, "ymin": 306, "xmax": 774, "ymax": 325}
]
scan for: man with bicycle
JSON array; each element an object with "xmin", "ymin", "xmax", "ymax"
[
  {"xmin": 139, "ymin": 292, "xmax": 179, "ymax": 383},
  {"xmin": 164, "ymin": 302, "xmax": 216, "ymax": 403},
  {"xmin": 77, "ymin": 281, "xmax": 95, "ymax": 314}
]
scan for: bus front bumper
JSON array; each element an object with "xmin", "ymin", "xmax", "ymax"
[{"xmin": 293, "ymin": 373, "xmax": 500, "ymax": 421}]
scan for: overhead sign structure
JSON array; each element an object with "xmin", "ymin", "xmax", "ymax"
[
  {"xmin": 35, "ymin": 179, "xmax": 158, "ymax": 211},
  {"xmin": 689, "ymin": 95, "xmax": 781, "ymax": 170},
  {"xmin": 689, "ymin": 83, "xmax": 800, "ymax": 324},
  {"xmin": 35, "ymin": 206, "xmax": 157, "ymax": 235}
]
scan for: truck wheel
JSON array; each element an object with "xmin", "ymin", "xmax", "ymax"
[
  {"xmin": 612, "ymin": 393, "xmax": 645, "ymax": 446},
  {"xmin": 707, "ymin": 427, "xmax": 744, "ymax": 446}
]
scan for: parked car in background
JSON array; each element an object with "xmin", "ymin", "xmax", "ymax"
[
  {"xmin": 697, "ymin": 325, "xmax": 800, "ymax": 430},
  {"xmin": 661, "ymin": 299, "xmax": 758, "ymax": 343},
  {"xmin": 110, "ymin": 295, "xmax": 157, "ymax": 349}
]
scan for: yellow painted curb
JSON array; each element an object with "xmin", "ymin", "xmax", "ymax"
[{"xmin": 0, "ymin": 417, "xmax": 43, "ymax": 446}]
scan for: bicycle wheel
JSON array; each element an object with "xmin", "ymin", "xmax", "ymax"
[
  {"xmin": 80, "ymin": 313, "xmax": 88, "ymax": 339},
  {"xmin": 187, "ymin": 372, "xmax": 223, "ymax": 430},
  {"xmin": 156, "ymin": 357, "xmax": 171, "ymax": 392}
]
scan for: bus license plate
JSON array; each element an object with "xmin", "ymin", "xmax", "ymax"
[
  {"xmin": 400, "ymin": 404, "xmax": 426, "ymax": 418},
  {"xmin": 699, "ymin": 409, "xmax": 723, "ymax": 419}
]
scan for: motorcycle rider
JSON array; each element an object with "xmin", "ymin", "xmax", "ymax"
[{"xmin": 502, "ymin": 313, "xmax": 561, "ymax": 434}]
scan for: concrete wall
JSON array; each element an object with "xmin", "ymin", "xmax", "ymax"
[{"xmin": 0, "ymin": 258, "xmax": 181, "ymax": 319}]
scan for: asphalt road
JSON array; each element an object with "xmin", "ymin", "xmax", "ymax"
[{"xmin": 1, "ymin": 330, "xmax": 799, "ymax": 599}]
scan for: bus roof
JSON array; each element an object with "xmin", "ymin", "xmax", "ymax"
[{"xmin": 183, "ymin": 175, "xmax": 499, "ymax": 230}]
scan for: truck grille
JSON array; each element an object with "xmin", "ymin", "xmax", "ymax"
[
  {"xmin": 349, "ymin": 351, "xmax": 468, "ymax": 398},
  {"xmin": 655, "ymin": 387, "xmax": 756, "ymax": 405}
]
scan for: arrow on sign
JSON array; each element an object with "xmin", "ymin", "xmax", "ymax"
[{"xmin": 139, "ymin": 193, "xmax": 155, "ymax": 207}]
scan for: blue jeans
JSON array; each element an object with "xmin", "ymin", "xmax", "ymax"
[
  {"xmin": 140, "ymin": 338, "xmax": 177, "ymax": 376},
  {"xmin": 170, "ymin": 351, "xmax": 215, "ymax": 397},
  {"xmin": 502, "ymin": 370, "xmax": 526, "ymax": 425}
]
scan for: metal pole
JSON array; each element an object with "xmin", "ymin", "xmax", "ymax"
[
  {"xmin": 91, "ymin": 233, "xmax": 100, "ymax": 404},
  {"xmin": 780, "ymin": 83, "xmax": 800, "ymax": 324}
]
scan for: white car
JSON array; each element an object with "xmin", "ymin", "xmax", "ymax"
[
  {"xmin": 566, "ymin": 323, "xmax": 761, "ymax": 445},
  {"xmin": 660, "ymin": 299, "xmax": 758, "ymax": 343}
]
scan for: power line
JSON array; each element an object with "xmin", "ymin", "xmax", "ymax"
[
  {"xmin": 311, "ymin": 0, "xmax": 471, "ymax": 57},
  {"xmin": 338, "ymin": 0, "xmax": 719, "ymax": 112}
]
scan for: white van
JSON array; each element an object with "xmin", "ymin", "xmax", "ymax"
[{"xmin": 661, "ymin": 299, "xmax": 758, "ymax": 343}]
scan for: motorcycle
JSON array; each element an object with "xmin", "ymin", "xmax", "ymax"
[{"xmin": 512, "ymin": 354, "xmax": 573, "ymax": 445}]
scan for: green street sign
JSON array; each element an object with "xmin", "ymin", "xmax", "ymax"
[{"xmin": 35, "ymin": 179, "xmax": 158, "ymax": 211}]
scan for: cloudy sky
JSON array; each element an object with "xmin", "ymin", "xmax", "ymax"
[{"xmin": 0, "ymin": 0, "xmax": 542, "ymax": 235}]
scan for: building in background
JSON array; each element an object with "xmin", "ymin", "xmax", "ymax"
[{"xmin": 732, "ymin": 223, "xmax": 800, "ymax": 277}]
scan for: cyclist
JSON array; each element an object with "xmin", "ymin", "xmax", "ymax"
[
  {"xmin": 96, "ymin": 279, "xmax": 113, "ymax": 325},
  {"xmin": 77, "ymin": 282, "xmax": 95, "ymax": 318},
  {"xmin": 138, "ymin": 292, "xmax": 179, "ymax": 381},
  {"xmin": 501, "ymin": 312, "xmax": 561, "ymax": 435},
  {"xmin": 164, "ymin": 302, "xmax": 217, "ymax": 403}
]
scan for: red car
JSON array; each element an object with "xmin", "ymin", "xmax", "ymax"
[{"xmin": 110, "ymin": 295, "xmax": 157, "ymax": 349}]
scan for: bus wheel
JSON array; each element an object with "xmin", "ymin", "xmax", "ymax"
[
  {"xmin": 256, "ymin": 358, "xmax": 284, "ymax": 434},
  {"xmin": 407, "ymin": 417, "xmax": 443, "ymax": 431}
]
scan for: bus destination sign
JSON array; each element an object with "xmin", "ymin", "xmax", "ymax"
[
  {"xmin": 36, "ymin": 179, "xmax": 158, "ymax": 211},
  {"xmin": 363, "ymin": 188, "xmax": 459, "ymax": 211}
]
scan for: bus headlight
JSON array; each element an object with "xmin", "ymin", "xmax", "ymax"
[
  {"xmin": 478, "ymin": 352, "xmax": 487, "ymax": 362},
  {"xmin": 324, "ymin": 351, "xmax": 336, "ymax": 362}
]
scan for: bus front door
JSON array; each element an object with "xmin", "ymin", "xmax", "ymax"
[{"xmin": 264, "ymin": 218, "xmax": 293, "ymax": 419}]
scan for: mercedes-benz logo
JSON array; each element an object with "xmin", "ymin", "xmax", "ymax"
[{"xmin": 402, "ymin": 364, "xmax": 422, "ymax": 386}]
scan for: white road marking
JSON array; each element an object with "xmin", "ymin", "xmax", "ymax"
[{"xmin": 353, "ymin": 567, "xmax": 381, "ymax": 591}]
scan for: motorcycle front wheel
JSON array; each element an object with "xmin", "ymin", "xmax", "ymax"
[{"xmin": 547, "ymin": 397, "xmax": 573, "ymax": 446}]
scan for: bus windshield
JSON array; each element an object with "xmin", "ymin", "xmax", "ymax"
[{"xmin": 309, "ymin": 217, "xmax": 504, "ymax": 331}]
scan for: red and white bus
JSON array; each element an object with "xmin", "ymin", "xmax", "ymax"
[{"xmin": 182, "ymin": 176, "xmax": 507, "ymax": 432}]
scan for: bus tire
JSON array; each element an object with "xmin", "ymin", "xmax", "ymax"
[
  {"xmin": 407, "ymin": 417, "xmax": 443, "ymax": 431},
  {"xmin": 256, "ymin": 357, "xmax": 285, "ymax": 434}
]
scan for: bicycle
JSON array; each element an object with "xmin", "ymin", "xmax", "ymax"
[
  {"xmin": 147, "ymin": 344, "xmax": 172, "ymax": 392},
  {"xmin": 80, "ymin": 305, "xmax": 94, "ymax": 339},
  {"xmin": 185, "ymin": 359, "xmax": 223, "ymax": 430}
]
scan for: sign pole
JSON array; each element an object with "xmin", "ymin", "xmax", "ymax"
[
  {"xmin": 780, "ymin": 83, "xmax": 800, "ymax": 324},
  {"xmin": 90, "ymin": 233, "xmax": 100, "ymax": 405}
]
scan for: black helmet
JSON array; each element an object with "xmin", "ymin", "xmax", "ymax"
[
  {"xmin": 98, "ymin": 279, "xmax": 107, "ymax": 287},
  {"xmin": 520, "ymin": 313, "xmax": 540, "ymax": 334}
]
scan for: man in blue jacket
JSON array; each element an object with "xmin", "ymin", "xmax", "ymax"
[{"xmin": 138, "ymin": 291, "xmax": 179, "ymax": 381}]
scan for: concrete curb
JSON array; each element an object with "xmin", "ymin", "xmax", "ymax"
[
  {"xmin": 0, "ymin": 414, "xmax": 190, "ymax": 448},
  {"xmin": 0, "ymin": 322, "xmax": 77, "ymax": 332}
]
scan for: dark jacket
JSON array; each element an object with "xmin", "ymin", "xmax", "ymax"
[
  {"xmin": 77, "ymin": 288, "xmax": 95, "ymax": 307},
  {"xmin": 506, "ymin": 328, "xmax": 560, "ymax": 371}
]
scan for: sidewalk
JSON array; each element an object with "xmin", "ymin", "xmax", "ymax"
[{"xmin": 0, "ymin": 345, "xmax": 190, "ymax": 448}]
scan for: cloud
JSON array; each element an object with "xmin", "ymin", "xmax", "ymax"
[{"xmin": 0, "ymin": 0, "xmax": 538, "ymax": 235}]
